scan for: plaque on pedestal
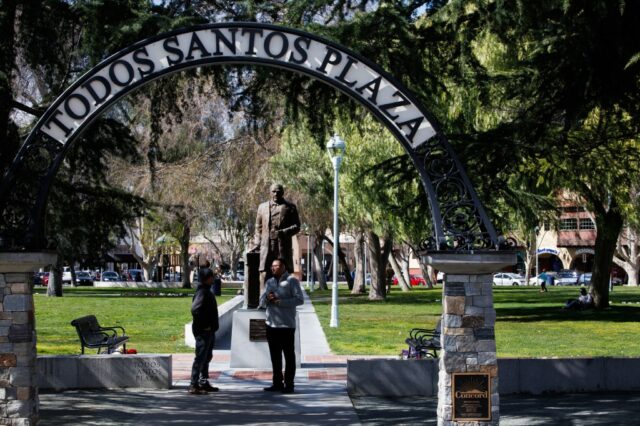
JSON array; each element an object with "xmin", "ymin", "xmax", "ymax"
[
  {"xmin": 245, "ymin": 252, "xmax": 260, "ymax": 309},
  {"xmin": 452, "ymin": 373, "xmax": 491, "ymax": 421}
]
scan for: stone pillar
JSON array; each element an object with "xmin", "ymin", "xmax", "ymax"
[
  {"xmin": 423, "ymin": 252, "xmax": 515, "ymax": 426},
  {"xmin": 0, "ymin": 252, "xmax": 56, "ymax": 425}
]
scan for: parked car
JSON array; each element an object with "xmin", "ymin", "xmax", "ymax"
[
  {"xmin": 32, "ymin": 272, "xmax": 48, "ymax": 285},
  {"xmin": 392, "ymin": 274, "xmax": 427, "ymax": 286},
  {"xmin": 101, "ymin": 271, "xmax": 120, "ymax": 281},
  {"xmin": 74, "ymin": 271, "xmax": 94, "ymax": 286},
  {"xmin": 62, "ymin": 266, "xmax": 72, "ymax": 284},
  {"xmin": 164, "ymin": 271, "xmax": 182, "ymax": 282},
  {"xmin": 493, "ymin": 273, "xmax": 525, "ymax": 286},
  {"xmin": 577, "ymin": 273, "xmax": 592, "ymax": 285},
  {"xmin": 127, "ymin": 269, "xmax": 144, "ymax": 281},
  {"xmin": 556, "ymin": 270, "xmax": 579, "ymax": 286}
]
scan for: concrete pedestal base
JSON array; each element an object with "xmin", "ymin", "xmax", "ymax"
[{"xmin": 229, "ymin": 309, "xmax": 300, "ymax": 368}]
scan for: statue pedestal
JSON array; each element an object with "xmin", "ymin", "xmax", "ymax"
[{"xmin": 229, "ymin": 309, "xmax": 300, "ymax": 368}]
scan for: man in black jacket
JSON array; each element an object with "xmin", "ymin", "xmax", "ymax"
[{"xmin": 189, "ymin": 267, "xmax": 219, "ymax": 394}]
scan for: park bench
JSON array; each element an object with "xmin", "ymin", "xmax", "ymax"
[
  {"xmin": 70, "ymin": 315, "xmax": 129, "ymax": 354},
  {"xmin": 404, "ymin": 319, "xmax": 442, "ymax": 359}
]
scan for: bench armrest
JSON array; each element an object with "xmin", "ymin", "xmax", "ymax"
[{"xmin": 99, "ymin": 325, "xmax": 126, "ymax": 336}]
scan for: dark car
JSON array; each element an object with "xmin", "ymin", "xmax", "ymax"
[
  {"xmin": 74, "ymin": 271, "xmax": 94, "ymax": 286},
  {"xmin": 101, "ymin": 271, "xmax": 120, "ymax": 281},
  {"xmin": 33, "ymin": 272, "xmax": 44, "ymax": 285}
]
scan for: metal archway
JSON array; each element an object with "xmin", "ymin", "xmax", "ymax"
[{"xmin": 0, "ymin": 22, "xmax": 503, "ymax": 252}]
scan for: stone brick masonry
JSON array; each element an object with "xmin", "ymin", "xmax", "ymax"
[{"xmin": 437, "ymin": 273, "xmax": 499, "ymax": 426}]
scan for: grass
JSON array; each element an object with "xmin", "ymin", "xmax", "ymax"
[
  {"xmin": 309, "ymin": 285, "xmax": 640, "ymax": 358},
  {"xmin": 33, "ymin": 287, "xmax": 236, "ymax": 354},
  {"xmin": 34, "ymin": 285, "xmax": 640, "ymax": 357}
]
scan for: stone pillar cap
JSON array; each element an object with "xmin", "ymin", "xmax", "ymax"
[
  {"xmin": 421, "ymin": 251, "xmax": 517, "ymax": 274},
  {"xmin": 0, "ymin": 252, "xmax": 58, "ymax": 273}
]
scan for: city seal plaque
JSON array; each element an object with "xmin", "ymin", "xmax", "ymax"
[
  {"xmin": 249, "ymin": 319, "xmax": 268, "ymax": 342},
  {"xmin": 452, "ymin": 373, "xmax": 491, "ymax": 421}
]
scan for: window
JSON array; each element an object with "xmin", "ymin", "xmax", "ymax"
[
  {"xmin": 579, "ymin": 218, "xmax": 595, "ymax": 230},
  {"xmin": 559, "ymin": 218, "xmax": 578, "ymax": 230},
  {"xmin": 543, "ymin": 220, "xmax": 551, "ymax": 231}
]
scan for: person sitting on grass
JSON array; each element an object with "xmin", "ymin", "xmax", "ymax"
[{"xmin": 563, "ymin": 287, "xmax": 593, "ymax": 310}]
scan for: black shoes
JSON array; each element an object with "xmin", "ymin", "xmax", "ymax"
[
  {"xmin": 189, "ymin": 382, "xmax": 219, "ymax": 394},
  {"xmin": 263, "ymin": 384, "xmax": 294, "ymax": 393},
  {"xmin": 263, "ymin": 385, "xmax": 284, "ymax": 392},
  {"xmin": 200, "ymin": 382, "xmax": 219, "ymax": 392},
  {"xmin": 188, "ymin": 385, "xmax": 207, "ymax": 395}
]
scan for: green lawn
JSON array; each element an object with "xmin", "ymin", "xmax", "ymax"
[
  {"xmin": 309, "ymin": 285, "xmax": 640, "ymax": 357},
  {"xmin": 34, "ymin": 285, "xmax": 640, "ymax": 357},
  {"xmin": 33, "ymin": 287, "xmax": 235, "ymax": 354}
]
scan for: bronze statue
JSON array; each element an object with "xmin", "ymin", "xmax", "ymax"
[{"xmin": 251, "ymin": 184, "xmax": 301, "ymax": 294}]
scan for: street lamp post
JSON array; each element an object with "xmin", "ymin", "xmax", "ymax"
[
  {"xmin": 327, "ymin": 134, "xmax": 346, "ymax": 328},
  {"xmin": 302, "ymin": 223, "xmax": 312, "ymax": 292},
  {"xmin": 534, "ymin": 226, "xmax": 539, "ymax": 286}
]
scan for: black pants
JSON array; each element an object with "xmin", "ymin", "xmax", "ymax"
[
  {"xmin": 266, "ymin": 326, "xmax": 296, "ymax": 388},
  {"xmin": 190, "ymin": 330, "xmax": 215, "ymax": 385}
]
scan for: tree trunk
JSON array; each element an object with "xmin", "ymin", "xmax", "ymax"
[
  {"xmin": 351, "ymin": 231, "xmax": 366, "ymax": 294},
  {"xmin": 47, "ymin": 258, "xmax": 63, "ymax": 297},
  {"xmin": 621, "ymin": 263, "xmax": 638, "ymax": 287},
  {"xmin": 367, "ymin": 231, "xmax": 392, "ymax": 300},
  {"xmin": 614, "ymin": 227, "xmax": 639, "ymax": 287},
  {"xmin": 0, "ymin": 0, "xmax": 18, "ymax": 176},
  {"xmin": 389, "ymin": 252, "xmax": 411, "ymax": 291},
  {"xmin": 313, "ymin": 234, "xmax": 328, "ymax": 290},
  {"xmin": 423, "ymin": 263, "xmax": 435, "ymax": 289},
  {"xmin": 324, "ymin": 235, "xmax": 354, "ymax": 290},
  {"xmin": 70, "ymin": 264, "xmax": 77, "ymax": 287},
  {"xmin": 181, "ymin": 224, "xmax": 191, "ymax": 289},
  {"xmin": 592, "ymin": 206, "xmax": 624, "ymax": 309}
]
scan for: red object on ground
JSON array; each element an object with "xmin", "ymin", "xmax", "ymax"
[{"xmin": 125, "ymin": 349, "xmax": 137, "ymax": 354}]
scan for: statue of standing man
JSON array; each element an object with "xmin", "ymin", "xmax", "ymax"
[{"xmin": 252, "ymin": 184, "xmax": 301, "ymax": 295}]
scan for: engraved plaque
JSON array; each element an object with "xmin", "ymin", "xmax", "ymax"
[
  {"xmin": 249, "ymin": 319, "xmax": 267, "ymax": 342},
  {"xmin": 444, "ymin": 282, "xmax": 465, "ymax": 296},
  {"xmin": 452, "ymin": 373, "xmax": 491, "ymax": 421}
]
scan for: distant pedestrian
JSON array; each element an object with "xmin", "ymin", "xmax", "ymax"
[
  {"xmin": 189, "ymin": 267, "xmax": 219, "ymax": 395},
  {"xmin": 539, "ymin": 270, "xmax": 548, "ymax": 292},
  {"xmin": 259, "ymin": 258, "xmax": 304, "ymax": 394},
  {"xmin": 212, "ymin": 267, "xmax": 222, "ymax": 296}
]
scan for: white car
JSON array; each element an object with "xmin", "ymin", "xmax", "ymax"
[
  {"xmin": 555, "ymin": 270, "xmax": 579, "ymax": 286},
  {"xmin": 493, "ymin": 273, "xmax": 525, "ymax": 286},
  {"xmin": 62, "ymin": 266, "xmax": 72, "ymax": 283}
]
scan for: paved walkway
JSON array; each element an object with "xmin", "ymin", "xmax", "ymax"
[
  {"xmin": 40, "ymin": 290, "xmax": 367, "ymax": 425},
  {"xmin": 39, "ymin": 290, "xmax": 640, "ymax": 425}
]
